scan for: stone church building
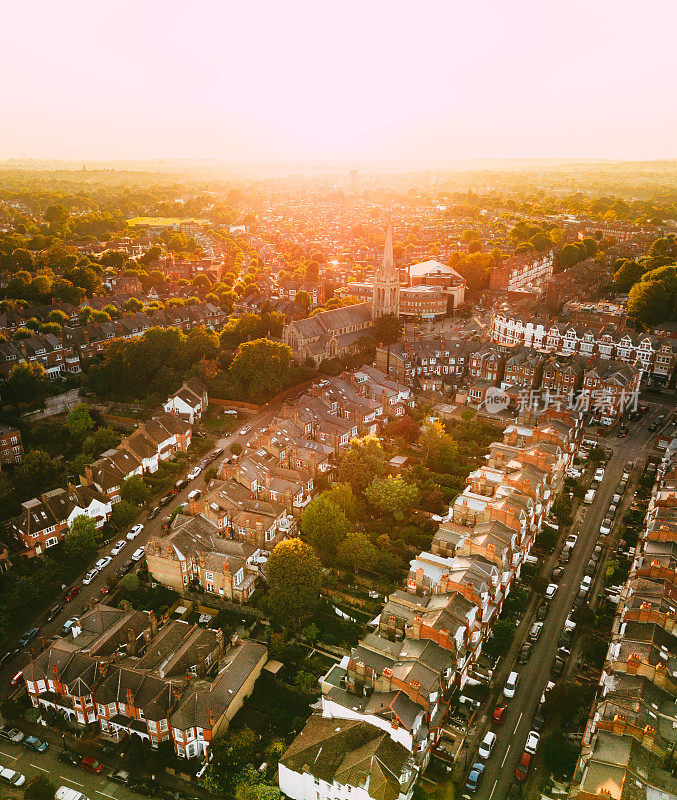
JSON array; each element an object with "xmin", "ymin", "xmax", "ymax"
[{"xmin": 283, "ymin": 220, "xmax": 400, "ymax": 364}]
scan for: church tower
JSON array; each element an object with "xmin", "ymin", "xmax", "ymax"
[{"xmin": 372, "ymin": 216, "xmax": 400, "ymax": 319}]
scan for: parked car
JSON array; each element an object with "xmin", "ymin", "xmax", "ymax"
[
  {"xmin": 465, "ymin": 763, "xmax": 485, "ymax": 793},
  {"xmin": 0, "ymin": 766, "xmax": 26, "ymax": 787},
  {"xmin": 174, "ymin": 479, "xmax": 189, "ymax": 493},
  {"xmin": 478, "ymin": 731, "xmax": 497, "ymax": 759},
  {"xmin": 147, "ymin": 506, "xmax": 160, "ymax": 520},
  {"xmin": 61, "ymin": 618, "xmax": 79, "ymax": 636},
  {"xmin": 503, "ymin": 671, "xmax": 519, "ymax": 699},
  {"xmin": 117, "ymin": 560, "xmax": 134, "ymax": 578},
  {"xmin": 187, "ymin": 466, "xmax": 202, "ymax": 481},
  {"xmin": 23, "ymin": 735, "xmax": 48, "ymax": 753},
  {"xmin": 565, "ymin": 534, "xmax": 578, "ymax": 548},
  {"xmin": 524, "ymin": 731, "xmax": 540, "ymax": 755},
  {"xmin": 600, "ymin": 518, "xmax": 612, "ymax": 535},
  {"xmin": 0, "ymin": 725, "xmax": 24, "ymax": 743},
  {"xmin": 239, "ymin": 426, "xmax": 251, "ymax": 436},
  {"xmin": 9, "ymin": 670, "xmax": 23, "ymax": 687},
  {"xmin": 518, "ymin": 643, "xmax": 532, "ymax": 664},
  {"xmin": 109, "ymin": 769, "xmax": 131, "ymax": 785},
  {"xmin": 58, "ymin": 751, "xmax": 82, "ymax": 767},
  {"xmin": 111, "ymin": 540, "xmax": 126, "ymax": 556},
  {"xmin": 211, "ymin": 448, "xmax": 224, "ymax": 458},
  {"xmin": 80, "ymin": 757, "xmax": 104, "ymax": 775},
  {"xmin": 507, "ymin": 780, "xmax": 523, "ymax": 798},
  {"xmin": 594, "ymin": 467, "xmax": 605, "ymax": 482},
  {"xmin": 551, "ymin": 566, "xmax": 564, "ymax": 582},
  {"xmin": 63, "ymin": 586, "xmax": 80, "ymax": 602},
  {"xmin": 82, "ymin": 569, "xmax": 99, "ymax": 585},
  {"xmin": 584, "ymin": 488, "xmax": 596, "ymax": 503},
  {"xmin": 528, "ymin": 622, "xmax": 543, "ymax": 642},
  {"xmin": 126, "ymin": 524, "xmax": 143, "ymax": 541},
  {"xmin": 531, "ymin": 709, "xmax": 545, "ymax": 732},
  {"xmin": 559, "ymin": 547, "xmax": 571, "ymax": 565},
  {"xmin": 18, "ymin": 627, "xmax": 40, "ymax": 647},
  {"xmin": 94, "ymin": 557, "xmax": 112, "ymax": 571},
  {"xmin": 545, "ymin": 583, "xmax": 558, "ymax": 599},
  {"xmin": 45, "ymin": 603, "xmax": 64, "ymax": 623},
  {"xmin": 551, "ymin": 656, "xmax": 565, "ymax": 677},
  {"xmin": 580, "ymin": 575, "xmax": 592, "ymax": 593},
  {"xmin": 158, "ymin": 494, "xmax": 173, "ymax": 507},
  {"xmin": 132, "ymin": 547, "xmax": 145, "ymax": 561},
  {"xmin": 515, "ymin": 752, "xmax": 531, "ymax": 781},
  {"xmin": 492, "ymin": 704, "xmax": 507, "ymax": 724}
]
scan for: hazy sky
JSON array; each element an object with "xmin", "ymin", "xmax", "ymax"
[{"xmin": 1, "ymin": 0, "xmax": 675, "ymax": 162}]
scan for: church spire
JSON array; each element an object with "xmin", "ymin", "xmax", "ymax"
[
  {"xmin": 372, "ymin": 213, "xmax": 400, "ymax": 319},
  {"xmin": 380, "ymin": 212, "xmax": 395, "ymax": 280}
]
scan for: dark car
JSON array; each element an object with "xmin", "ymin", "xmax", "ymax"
[
  {"xmin": 559, "ymin": 548, "xmax": 571, "ymax": 565},
  {"xmin": 536, "ymin": 604, "xmax": 548, "ymax": 622},
  {"xmin": 63, "ymin": 586, "xmax": 80, "ymax": 602},
  {"xmin": 147, "ymin": 506, "xmax": 160, "ymax": 520},
  {"xmin": 45, "ymin": 603, "xmax": 64, "ymax": 623},
  {"xmin": 559, "ymin": 629, "xmax": 574, "ymax": 650},
  {"xmin": 551, "ymin": 656, "xmax": 565, "ymax": 677},
  {"xmin": 618, "ymin": 427, "xmax": 628, "ymax": 438},
  {"xmin": 518, "ymin": 643, "xmax": 532, "ymax": 664},
  {"xmin": 116, "ymin": 561, "xmax": 134, "ymax": 580},
  {"xmin": 18, "ymin": 627, "xmax": 40, "ymax": 647},
  {"xmin": 173, "ymin": 479, "xmax": 189, "ymax": 494},
  {"xmin": 551, "ymin": 566, "xmax": 565, "ymax": 582},
  {"xmin": 59, "ymin": 750, "xmax": 82, "ymax": 767},
  {"xmin": 507, "ymin": 780, "xmax": 523, "ymax": 798},
  {"xmin": 109, "ymin": 769, "xmax": 131, "ymax": 785},
  {"xmin": 648, "ymin": 421, "xmax": 660, "ymax": 432},
  {"xmin": 158, "ymin": 494, "xmax": 173, "ymax": 507},
  {"xmin": 531, "ymin": 709, "xmax": 546, "ymax": 732}
]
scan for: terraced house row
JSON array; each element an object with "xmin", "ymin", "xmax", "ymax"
[
  {"xmin": 567, "ymin": 449, "xmax": 677, "ymax": 799},
  {"xmin": 278, "ymin": 406, "xmax": 584, "ymax": 800}
]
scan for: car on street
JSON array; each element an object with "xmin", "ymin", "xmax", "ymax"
[
  {"xmin": 515, "ymin": 752, "xmax": 531, "ymax": 781},
  {"xmin": 648, "ymin": 420, "xmax": 660, "ymax": 432},
  {"xmin": 82, "ymin": 568, "xmax": 99, "ymax": 585},
  {"xmin": 159, "ymin": 493, "xmax": 173, "ymax": 507},
  {"xmin": 127, "ymin": 524, "xmax": 143, "ymax": 541},
  {"xmin": 536, "ymin": 603, "xmax": 549, "ymax": 621},
  {"xmin": 465, "ymin": 763, "xmax": 485, "ymax": 793},
  {"xmin": 545, "ymin": 583, "xmax": 558, "ymax": 599},
  {"xmin": 580, "ymin": 575, "xmax": 592, "ymax": 593},
  {"xmin": 80, "ymin": 756, "xmax": 105, "ymax": 775},
  {"xmin": 109, "ymin": 769, "xmax": 131, "ymax": 785},
  {"xmin": 618, "ymin": 426, "xmax": 628, "ymax": 438},
  {"xmin": 524, "ymin": 731, "xmax": 540, "ymax": 755},
  {"xmin": 518, "ymin": 643, "xmax": 532, "ymax": 664},
  {"xmin": 531, "ymin": 708, "xmax": 546, "ymax": 732},
  {"xmin": 58, "ymin": 751, "xmax": 82, "ymax": 767},
  {"xmin": 528, "ymin": 622, "xmax": 543, "ymax": 642},
  {"xmin": 551, "ymin": 566, "xmax": 565, "ymax": 582},
  {"xmin": 0, "ymin": 766, "xmax": 26, "ymax": 787},
  {"xmin": 187, "ymin": 466, "xmax": 202, "ymax": 480},
  {"xmin": 94, "ymin": 556, "xmax": 112, "ymax": 571},
  {"xmin": 18, "ymin": 626, "xmax": 40, "ymax": 647},
  {"xmin": 23, "ymin": 735, "xmax": 48, "ymax": 753},
  {"xmin": 503, "ymin": 671, "xmax": 519, "ymax": 699},
  {"xmin": 507, "ymin": 781, "xmax": 523, "ymax": 798},
  {"xmin": 147, "ymin": 506, "xmax": 160, "ymax": 520},
  {"xmin": 111, "ymin": 540, "xmax": 126, "ymax": 556},
  {"xmin": 45, "ymin": 602, "xmax": 64, "ymax": 622},
  {"xmin": 63, "ymin": 586, "xmax": 80, "ymax": 602},
  {"xmin": 584, "ymin": 488, "xmax": 596, "ymax": 503},
  {"xmin": 492, "ymin": 704, "xmax": 507, "ymax": 724},
  {"xmin": 132, "ymin": 547, "xmax": 145, "ymax": 561},
  {"xmin": 211, "ymin": 447, "xmax": 224, "ymax": 459},
  {"xmin": 10, "ymin": 670, "xmax": 23, "ymax": 686},
  {"xmin": 478, "ymin": 731, "xmax": 497, "ymax": 759},
  {"xmin": 239, "ymin": 426, "xmax": 251, "ymax": 436},
  {"xmin": 594, "ymin": 467, "xmax": 605, "ymax": 482},
  {"xmin": 559, "ymin": 547, "xmax": 571, "ymax": 565},
  {"xmin": 600, "ymin": 518, "xmax": 612, "ymax": 535},
  {"xmin": 0, "ymin": 725, "xmax": 24, "ymax": 743},
  {"xmin": 551, "ymin": 656, "xmax": 565, "ymax": 677},
  {"xmin": 565, "ymin": 534, "xmax": 578, "ymax": 548},
  {"xmin": 61, "ymin": 618, "xmax": 79, "ymax": 636}
]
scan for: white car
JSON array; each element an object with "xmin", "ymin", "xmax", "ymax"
[
  {"xmin": 127, "ymin": 524, "xmax": 144, "ymax": 541},
  {"xmin": 580, "ymin": 576, "xmax": 592, "ymax": 593},
  {"xmin": 82, "ymin": 569, "xmax": 99, "ymax": 585},
  {"xmin": 478, "ymin": 731, "xmax": 496, "ymax": 759},
  {"xmin": 600, "ymin": 519, "xmax": 612, "ymax": 535},
  {"xmin": 187, "ymin": 466, "xmax": 202, "ymax": 480},
  {"xmin": 503, "ymin": 671, "xmax": 519, "ymax": 699},
  {"xmin": 0, "ymin": 767, "xmax": 26, "ymax": 787},
  {"xmin": 545, "ymin": 583, "xmax": 558, "ymax": 599},
  {"xmin": 594, "ymin": 467, "xmax": 605, "ymax": 482},
  {"xmin": 524, "ymin": 731, "xmax": 540, "ymax": 755},
  {"xmin": 239, "ymin": 426, "xmax": 251, "ymax": 436},
  {"xmin": 584, "ymin": 488, "xmax": 596, "ymax": 504},
  {"xmin": 94, "ymin": 556, "xmax": 112, "ymax": 571},
  {"xmin": 131, "ymin": 547, "xmax": 145, "ymax": 562},
  {"xmin": 111, "ymin": 540, "xmax": 126, "ymax": 556},
  {"xmin": 565, "ymin": 534, "xmax": 578, "ymax": 548}
]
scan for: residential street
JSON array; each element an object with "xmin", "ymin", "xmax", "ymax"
[{"xmin": 463, "ymin": 400, "xmax": 670, "ymax": 800}]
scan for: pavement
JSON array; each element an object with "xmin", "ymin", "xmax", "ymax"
[{"xmin": 456, "ymin": 398, "xmax": 671, "ymax": 800}]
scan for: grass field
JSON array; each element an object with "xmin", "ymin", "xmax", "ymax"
[{"xmin": 127, "ymin": 216, "xmax": 205, "ymax": 227}]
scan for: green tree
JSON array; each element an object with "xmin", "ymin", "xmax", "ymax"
[
  {"xmin": 110, "ymin": 500, "xmax": 138, "ymax": 530},
  {"xmin": 294, "ymin": 290, "xmax": 311, "ymax": 313},
  {"xmin": 24, "ymin": 774, "xmax": 56, "ymax": 800},
  {"xmin": 186, "ymin": 325, "xmax": 219, "ymax": 363},
  {"xmin": 4, "ymin": 360, "xmax": 49, "ymax": 404},
  {"xmin": 542, "ymin": 730, "xmax": 580, "ymax": 778},
  {"xmin": 337, "ymin": 530, "xmax": 377, "ymax": 574},
  {"xmin": 365, "ymin": 475, "xmax": 419, "ymax": 521},
  {"xmin": 44, "ymin": 203, "xmax": 70, "ymax": 227},
  {"xmin": 121, "ymin": 573, "xmax": 141, "ymax": 594},
  {"xmin": 266, "ymin": 539, "xmax": 322, "ymax": 627},
  {"xmin": 337, "ymin": 436, "xmax": 387, "ymax": 494},
  {"xmin": 13, "ymin": 449, "xmax": 64, "ymax": 498},
  {"xmin": 66, "ymin": 514, "xmax": 98, "ymax": 560},
  {"xmin": 613, "ymin": 258, "xmax": 643, "ymax": 292},
  {"xmin": 484, "ymin": 619, "xmax": 516, "ymax": 657},
  {"xmin": 227, "ymin": 339, "xmax": 292, "ymax": 402},
  {"xmin": 372, "ymin": 313, "xmax": 401, "ymax": 345},
  {"xmin": 120, "ymin": 475, "xmax": 150, "ymax": 506},
  {"xmin": 420, "ymin": 421, "xmax": 458, "ymax": 474},
  {"xmin": 66, "ymin": 403, "xmax": 95, "ymax": 439},
  {"xmin": 628, "ymin": 280, "xmax": 670, "ymax": 324},
  {"xmin": 301, "ymin": 495, "xmax": 349, "ymax": 563}
]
